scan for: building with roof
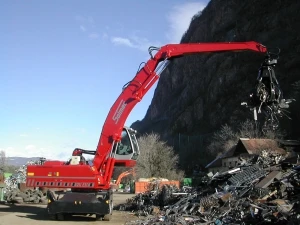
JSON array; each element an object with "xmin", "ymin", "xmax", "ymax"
[{"xmin": 206, "ymin": 138, "xmax": 287, "ymax": 174}]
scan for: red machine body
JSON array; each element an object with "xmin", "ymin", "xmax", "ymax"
[{"xmin": 26, "ymin": 41, "xmax": 267, "ymax": 191}]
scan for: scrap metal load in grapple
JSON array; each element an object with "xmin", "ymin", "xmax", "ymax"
[{"xmin": 26, "ymin": 41, "xmax": 271, "ymax": 221}]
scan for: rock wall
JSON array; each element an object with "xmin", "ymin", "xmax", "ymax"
[{"xmin": 131, "ymin": 0, "xmax": 300, "ymax": 140}]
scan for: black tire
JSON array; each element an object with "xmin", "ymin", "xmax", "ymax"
[
  {"xmin": 103, "ymin": 214, "xmax": 111, "ymax": 221},
  {"xmin": 95, "ymin": 214, "xmax": 103, "ymax": 221},
  {"xmin": 57, "ymin": 213, "xmax": 64, "ymax": 221},
  {"xmin": 49, "ymin": 214, "xmax": 57, "ymax": 220}
]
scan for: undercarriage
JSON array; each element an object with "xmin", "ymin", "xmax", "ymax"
[{"xmin": 46, "ymin": 189, "xmax": 113, "ymax": 221}]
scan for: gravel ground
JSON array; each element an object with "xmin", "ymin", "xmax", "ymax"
[{"xmin": 0, "ymin": 193, "xmax": 136, "ymax": 225}]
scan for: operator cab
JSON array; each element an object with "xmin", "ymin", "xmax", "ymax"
[{"xmin": 113, "ymin": 127, "xmax": 140, "ymax": 163}]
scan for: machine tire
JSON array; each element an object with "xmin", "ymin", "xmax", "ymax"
[
  {"xmin": 95, "ymin": 214, "xmax": 103, "ymax": 221},
  {"xmin": 102, "ymin": 200, "xmax": 113, "ymax": 221},
  {"xmin": 57, "ymin": 213, "xmax": 65, "ymax": 221},
  {"xmin": 103, "ymin": 214, "xmax": 111, "ymax": 221},
  {"xmin": 49, "ymin": 214, "xmax": 57, "ymax": 220}
]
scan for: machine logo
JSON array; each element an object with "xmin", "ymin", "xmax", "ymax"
[
  {"xmin": 74, "ymin": 182, "xmax": 93, "ymax": 187},
  {"xmin": 113, "ymin": 99, "xmax": 127, "ymax": 124}
]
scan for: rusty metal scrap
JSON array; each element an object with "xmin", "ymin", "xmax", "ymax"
[{"xmin": 118, "ymin": 152, "xmax": 300, "ymax": 224}]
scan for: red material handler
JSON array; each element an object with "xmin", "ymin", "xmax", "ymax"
[{"xmin": 26, "ymin": 41, "xmax": 267, "ymax": 191}]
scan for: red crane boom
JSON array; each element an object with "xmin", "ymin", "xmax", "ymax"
[
  {"xmin": 27, "ymin": 41, "xmax": 267, "ymax": 190},
  {"xmin": 93, "ymin": 41, "xmax": 267, "ymax": 171}
]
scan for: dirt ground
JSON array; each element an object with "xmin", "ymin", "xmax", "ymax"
[{"xmin": 0, "ymin": 193, "xmax": 137, "ymax": 225}]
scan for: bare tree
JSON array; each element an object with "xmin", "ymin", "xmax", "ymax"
[
  {"xmin": 208, "ymin": 119, "xmax": 286, "ymax": 157},
  {"xmin": 208, "ymin": 124, "xmax": 239, "ymax": 156},
  {"xmin": 238, "ymin": 119, "xmax": 260, "ymax": 138},
  {"xmin": 0, "ymin": 150, "xmax": 6, "ymax": 173},
  {"xmin": 136, "ymin": 133, "xmax": 184, "ymax": 181}
]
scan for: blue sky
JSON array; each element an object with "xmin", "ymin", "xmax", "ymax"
[{"xmin": 0, "ymin": 0, "xmax": 209, "ymax": 160}]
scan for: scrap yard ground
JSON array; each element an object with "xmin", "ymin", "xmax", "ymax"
[{"xmin": 0, "ymin": 193, "xmax": 136, "ymax": 225}]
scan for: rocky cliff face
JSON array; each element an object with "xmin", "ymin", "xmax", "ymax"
[{"xmin": 132, "ymin": 0, "xmax": 300, "ymax": 141}]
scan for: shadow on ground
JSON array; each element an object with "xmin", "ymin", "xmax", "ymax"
[
  {"xmin": 0, "ymin": 203, "xmax": 45, "ymax": 214},
  {"xmin": 0, "ymin": 203, "xmax": 103, "ymax": 221},
  {"xmin": 16, "ymin": 214, "xmax": 97, "ymax": 221}
]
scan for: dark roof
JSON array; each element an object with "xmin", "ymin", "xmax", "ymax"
[
  {"xmin": 206, "ymin": 138, "xmax": 287, "ymax": 169},
  {"xmin": 278, "ymin": 140, "xmax": 300, "ymax": 152},
  {"xmin": 278, "ymin": 140, "xmax": 300, "ymax": 146},
  {"xmin": 282, "ymin": 156, "xmax": 299, "ymax": 164},
  {"xmin": 238, "ymin": 138, "xmax": 286, "ymax": 155}
]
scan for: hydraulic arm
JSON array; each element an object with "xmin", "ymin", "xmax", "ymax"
[
  {"xmin": 114, "ymin": 168, "xmax": 136, "ymax": 186},
  {"xmin": 26, "ymin": 41, "xmax": 267, "ymax": 191}
]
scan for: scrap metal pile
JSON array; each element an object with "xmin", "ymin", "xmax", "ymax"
[
  {"xmin": 5, "ymin": 188, "xmax": 47, "ymax": 204},
  {"xmin": 117, "ymin": 151, "xmax": 300, "ymax": 225},
  {"xmin": 4, "ymin": 158, "xmax": 47, "ymax": 204}
]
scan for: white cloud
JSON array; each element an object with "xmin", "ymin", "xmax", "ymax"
[
  {"xmin": 75, "ymin": 15, "xmax": 85, "ymax": 23},
  {"xmin": 166, "ymin": 2, "xmax": 207, "ymax": 43},
  {"xmin": 80, "ymin": 25, "xmax": 86, "ymax": 32},
  {"xmin": 75, "ymin": 128, "xmax": 87, "ymax": 133},
  {"xmin": 76, "ymin": 16, "xmax": 108, "ymax": 41},
  {"xmin": 88, "ymin": 16, "xmax": 95, "ymax": 27},
  {"xmin": 111, "ymin": 37, "xmax": 135, "ymax": 48},
  {"xmin": 102, "ymin": 32, "xmax": 108, "ymax": 39},
  {"xmin": 111, "ymin": 36, "xmax": 161, "ymax": 52},
  {"xmin": 19, "ymin": 134, "xmax": 28, "ymax": 137},
  {"xmin": 0, "ymin": 147, "xmax": 14, "ymax": 154},
  {"xmin": 25, "ymin": 144, "xmax": 36, "ymax": 151},
  {"xmin": 2, "ymin": 144, "xmax": 70, "ymax": 161},
  {"xmin": 131, "ymin": 35, "xmax": 160, "ymax": 51},
  {"xmin": 110, "ymin": 2, "xmax": 208, "ymax": 51},
  {"xmin": 75, "ymin": 15, "xmax": 95, "ymax": 26},
  {"xmin": 75, "ymin": 15, "xmax": 98, "ymax": 38},
  {"xmin": 88, "ymin": 33, "xmax": 99, "ymax": 39}
]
